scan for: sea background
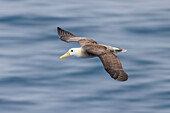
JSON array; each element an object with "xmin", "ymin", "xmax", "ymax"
[{"xmin": 0, "ymin": 0, "xmax": 170, "ymax": 113}]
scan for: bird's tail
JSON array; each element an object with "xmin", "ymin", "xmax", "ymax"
[{"xmin": 112, "ymin": 47, "xmax": 127, "ymax": 53}]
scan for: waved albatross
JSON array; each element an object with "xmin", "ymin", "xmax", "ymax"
[{"xmin": 57, "ymin": 27, "xmax": 128, "ymax": 81}]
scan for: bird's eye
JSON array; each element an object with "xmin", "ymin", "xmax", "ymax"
[{"xmin": 71, "ymin": 50, "xmax": 73, "ymax": 52}]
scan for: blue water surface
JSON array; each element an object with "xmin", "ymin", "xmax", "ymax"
[{"xmin": 0, "ymin": 0, "xmax": 170, "ymax": 113}]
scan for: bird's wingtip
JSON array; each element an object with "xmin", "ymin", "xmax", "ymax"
[
  {"xmin": 57, "ymin": 27, "xmax": 77, "ymax": 41},
  {"xmin": 57, "ymin": 27, "xmax": 62, "ymax": 31},
  {"xmin": 57, "ymin": 27, "xmax": 67, "ymax": 34},
  {"xmin": 57, "ymin": 27, "xmax": 64, "ymax": 36}
]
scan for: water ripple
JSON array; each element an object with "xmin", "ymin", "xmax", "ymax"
[{"xmin": 1, "ymin": 0, "xmax": 170, "ymax": 113}]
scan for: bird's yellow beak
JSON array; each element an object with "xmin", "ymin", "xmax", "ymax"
[{"xmin": 60, "ymin": 51, "xmax": 70, "ymax": 60}]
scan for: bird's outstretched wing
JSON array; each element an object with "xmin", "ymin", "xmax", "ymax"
[
  {"xmin": 84, "ymin": 44, "xmax": 128, "ymax": 81},
  {"xmin": 99, "ymin": 53, "xmax": 128, "ymax": 81},
  {"xmin": 57, "ymin": 27, "xmax": 78, "ymax": 42},
  {"xmin": 57, "ymin": 27, "xmax": 97, "ymax": 46}
]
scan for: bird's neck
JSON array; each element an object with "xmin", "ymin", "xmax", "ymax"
[
  {"xmin": 74, "ymin": 48, "xmax": 82, "ymax": 57},
  {"xmin": 74, "ymin": 47, "xmax": 95, "ymax": 58}
]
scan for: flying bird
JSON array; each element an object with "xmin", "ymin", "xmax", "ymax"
[{"xmin": 57, "ymin": 27, "xmax": 128, "ymax": 81}]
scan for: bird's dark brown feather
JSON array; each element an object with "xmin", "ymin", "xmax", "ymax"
[
  {"xmin": 99, "ymin": 53, "xmax": 128, "ymax": 81},
  {"xmin": 57, "ymin": 27, "xmax": 79, "ymax": 42},
  {"xmin": 84, "ymin": 44, "xmax": 128, "ymax": 81},
  {"xmin": 57, "ymin": 27, "xmax": 97, "ymax": 46}
]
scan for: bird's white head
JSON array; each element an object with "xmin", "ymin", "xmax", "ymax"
[{"xmin": 60, "ymin": 48, "xmax": 81, "ymax": 60}]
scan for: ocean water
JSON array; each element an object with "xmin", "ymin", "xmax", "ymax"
[{"xmin": 1, "ymin": 0, "xmax": 170, "ymax": 113}]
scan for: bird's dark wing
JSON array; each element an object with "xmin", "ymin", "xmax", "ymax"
[
  {"xmin": 57, "ymin": 27, "xmax": 97, "ymax": 46},
  {"xmin": 99, "ymin": 53, "xmax": 128, "ymax": 81},
  {"xmin": 57, "ymin": 27, "xmax": 78, "ymax": 42},
  {"xmin": 84, "ymin": 44, "xmax": 128, "ymax": 81}
]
